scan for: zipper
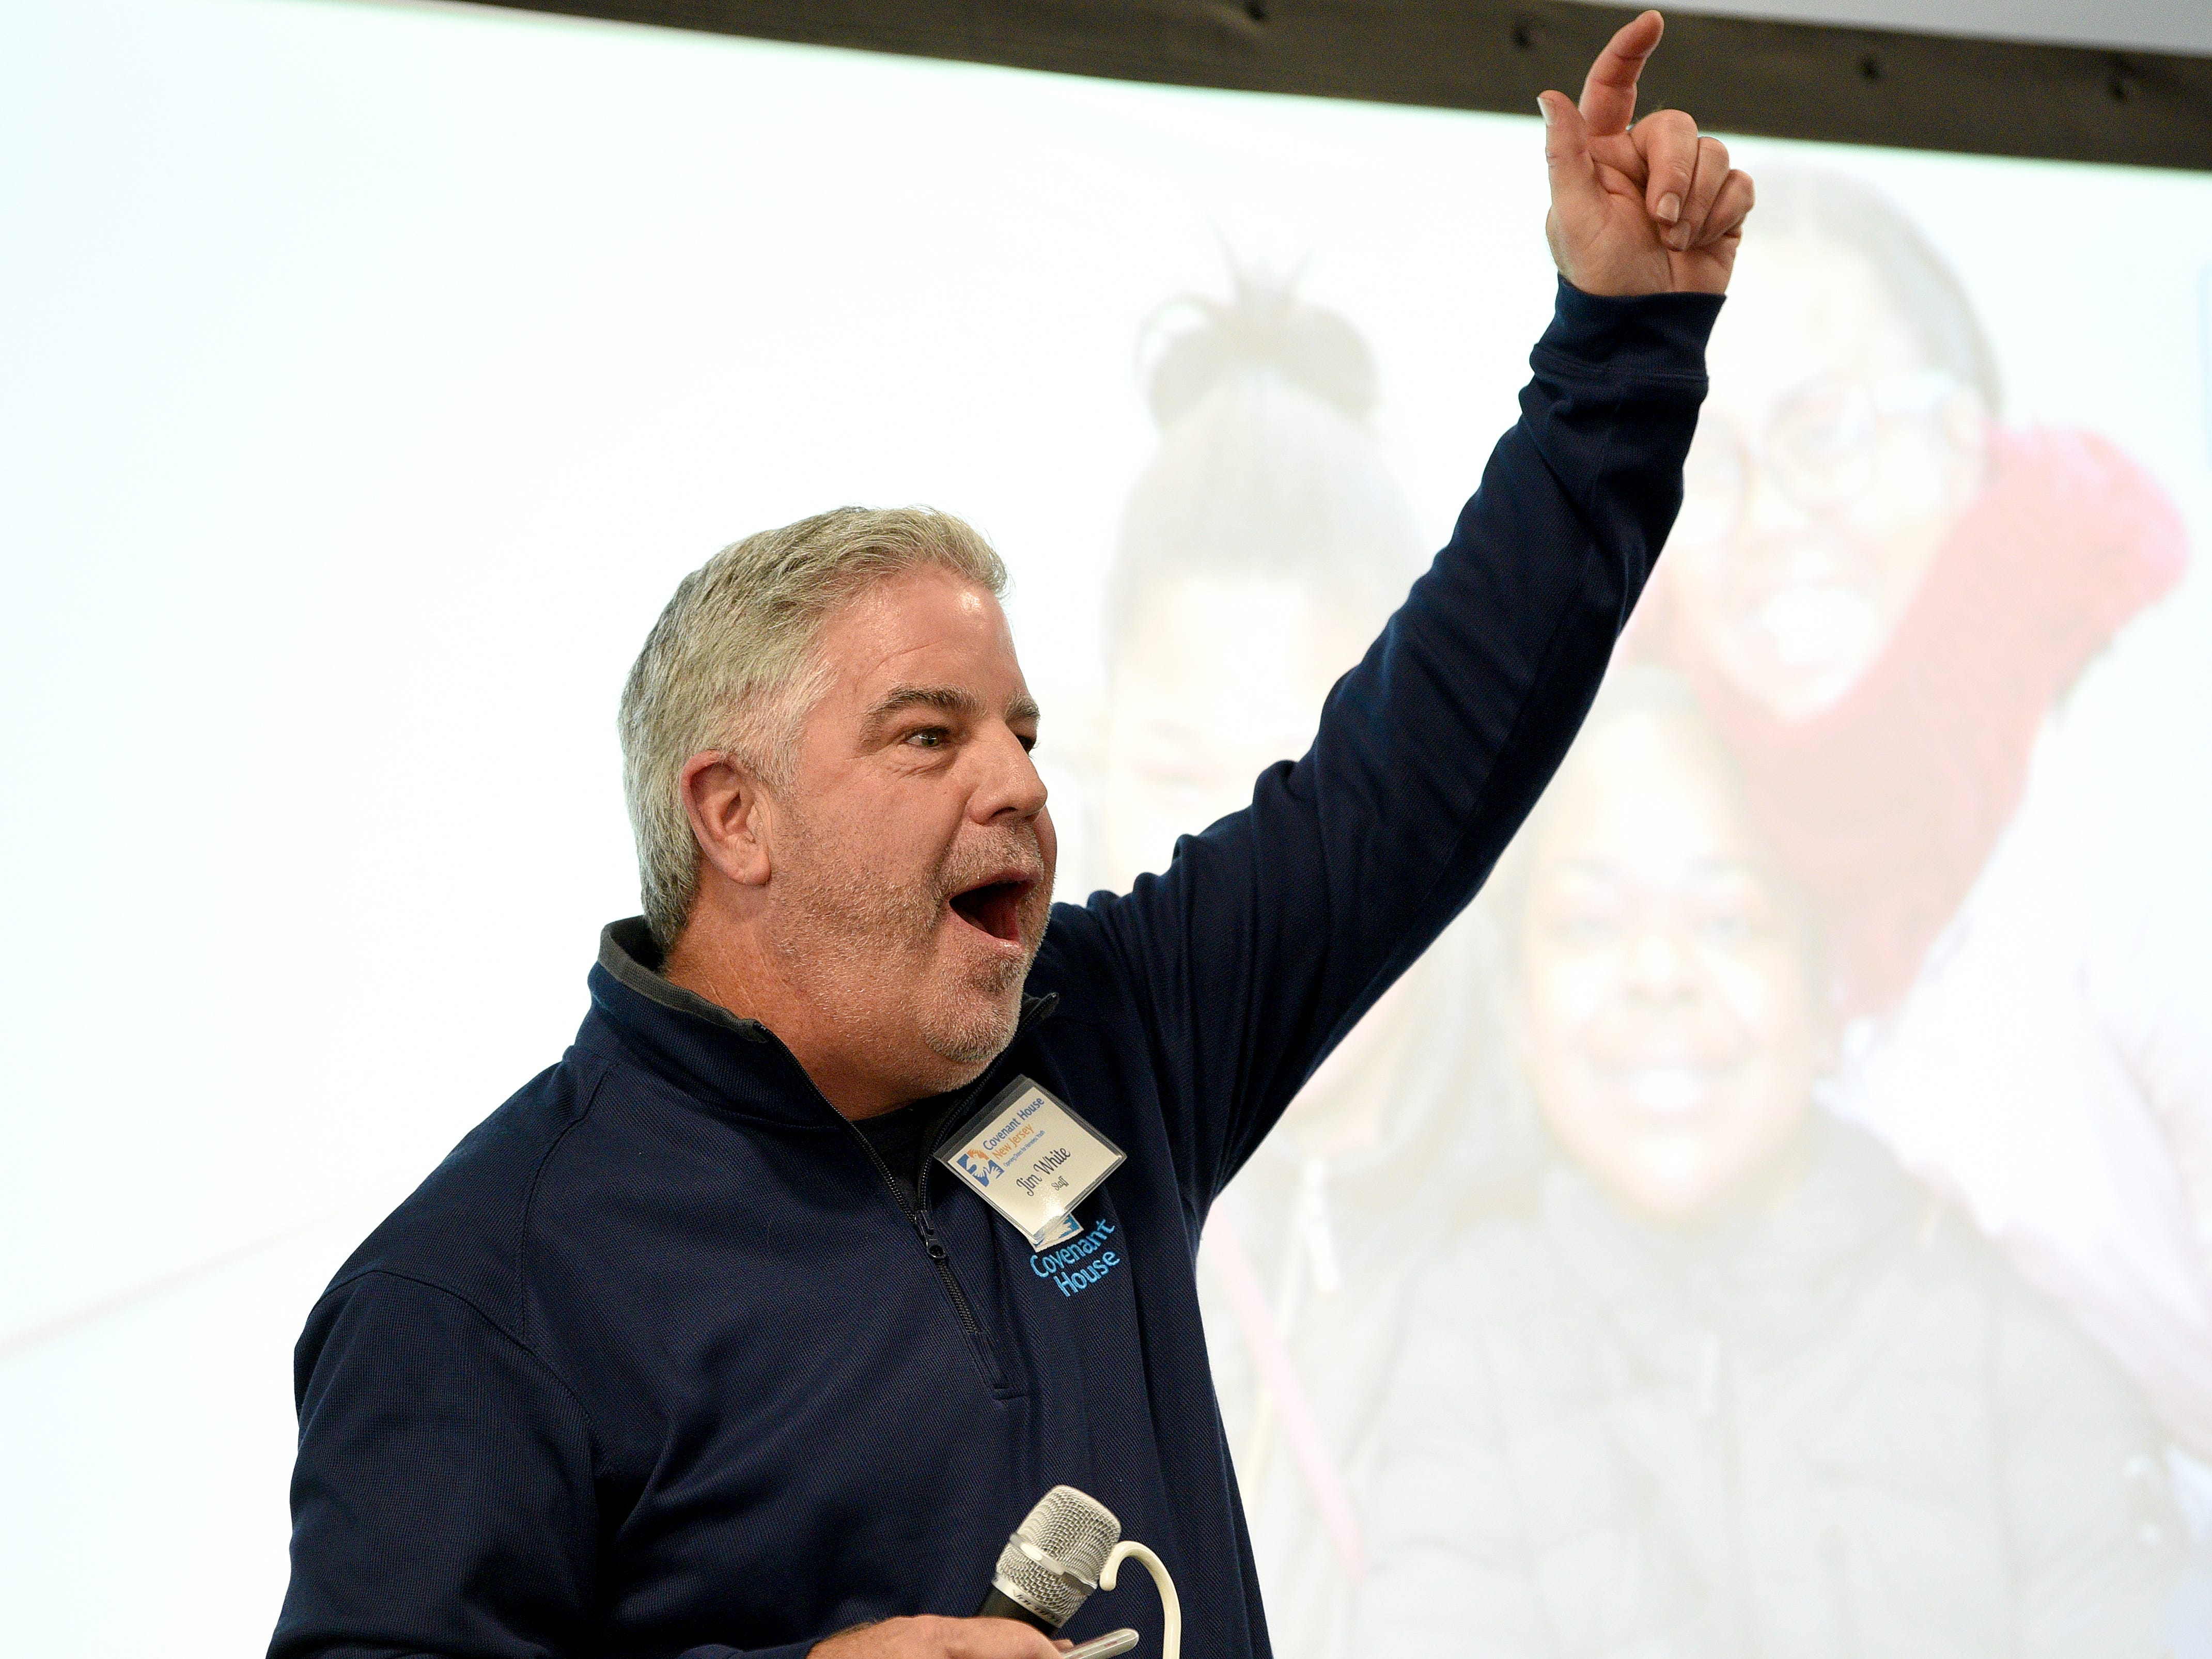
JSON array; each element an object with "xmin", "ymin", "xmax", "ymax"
[
  {"xmin": 832, "ymin": 995, "xmax": 1059, "ymax": 1373},
  {"xmin": 761, "ymin": 999, "xmax": 1053, "ymax": 1389},
  {"xmin": 843, "ymin": 1106, "xmax": 988, "ymax": 1343}
]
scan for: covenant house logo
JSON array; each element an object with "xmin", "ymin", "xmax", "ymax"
[
  {"xmin": 956, "ymin": 1093, "xmax": 1048, "ymax": 1190},
  {"xmin": 955, "ymin": 1149, "xmax": 1005, "ymax": 1187},
  {"xmin": 1030, "ymin": 1215, "xmax": 1121, "ymax": 1297}
]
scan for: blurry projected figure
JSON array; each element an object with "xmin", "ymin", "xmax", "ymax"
[
  {"xmin": 1101, "ymin": 271, "xmax": 1496, "ymax": 1659},
  {"xmin": 1356, "ymin": 669, "xmax": 2184, "ymax": 1659},
  {"xmin": 1634, "ymin": 171, "xmax": 2212, "ymax": 1458}
]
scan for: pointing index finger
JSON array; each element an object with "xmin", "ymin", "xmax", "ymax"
[{"xmin": 1578, "ymin": 9, "xmax": 1665, "ymax": 138}]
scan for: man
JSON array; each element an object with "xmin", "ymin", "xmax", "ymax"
[{"xmin": 270, "ymin": 14, "xmax": 1751, "ymax": 1659}]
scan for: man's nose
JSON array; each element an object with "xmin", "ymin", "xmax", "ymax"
[{"xmin": 971, "ymin": 725, "xmax": 1049, "ymax": 823}]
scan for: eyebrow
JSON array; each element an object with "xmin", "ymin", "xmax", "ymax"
[{"xmin": 862, "ymin": 684, "xmax": 1041, "ymax": 730}]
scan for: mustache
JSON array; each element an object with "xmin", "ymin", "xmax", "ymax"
[{"xmin": 933, "ymin": 827, "xmax": 1051, "ymax": 904}]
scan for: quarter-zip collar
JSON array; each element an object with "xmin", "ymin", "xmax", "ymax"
[{"xmin": 579, "ymin": 916, "xmax": 1057, "ymax": 1130}]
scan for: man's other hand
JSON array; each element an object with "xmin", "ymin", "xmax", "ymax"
[
  {"xmin": 812, "ymin": 1616, "xmax": 1073, "ymax": 1659},
  {"xmin": 1540, "ymin": 10, "xmax": 1754, "ymax": 296}
]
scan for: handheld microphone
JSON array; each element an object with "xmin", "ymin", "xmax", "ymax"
[{"xmin": 975, "ymin": 1485, "xmax": 1121, "ymax": 1632}]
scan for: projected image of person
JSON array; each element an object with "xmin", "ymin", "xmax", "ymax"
[
  {"xmin": 1099, "ymin": 271, "xmax": 1505, "ymax": 1658},
  {"xmin": 1355, "ymin": 668, "xmax": 2184, "ymax": 1658},
  {"xmin": 1632, "ymin": 170, "xmax": 2212, "ymax": 1461}
]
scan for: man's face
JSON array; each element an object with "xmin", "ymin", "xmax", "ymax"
[
  {"xmin": 1667, "ymin": 238, "xmax": 1987, "ymax": 717},
  {"xmin": 763, "ymin": 566, "xmax": 1055, "ymax": 1098},
  {"xmin": 1517, "ymin": 711, "xmax": 1828, "ymax": 1224}
]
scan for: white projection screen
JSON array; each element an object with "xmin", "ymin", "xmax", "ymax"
[{"xmin": 5, "ymin": 2, "xmax": 2211, "ymax": 1653}]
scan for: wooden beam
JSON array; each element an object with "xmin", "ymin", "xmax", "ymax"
[{"xmin": 461, "ymin": 0, "xmax": 2212, "ymax": 171}]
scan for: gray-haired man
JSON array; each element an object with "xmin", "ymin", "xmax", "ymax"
[{"xmin": 270, "ymin": 14, "xmax": 1750, "ymax": 1659}]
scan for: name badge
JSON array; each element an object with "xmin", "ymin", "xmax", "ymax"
[{"xmin": 939, "ymin": 1075, "xmax": 1125, "ymax": 1249}]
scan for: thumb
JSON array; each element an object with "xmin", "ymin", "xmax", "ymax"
[{"xmin": 1539, "ymin": 90, "xmax": 1600, "ymax": 218}]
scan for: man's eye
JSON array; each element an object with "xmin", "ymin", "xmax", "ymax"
[
  {"xmin": 1017, "ymin": 733, "xmax": 1037, "ymax": 754},
  {"xmin": 905, "ymin": 728, "xmax": 948, "ymax": 749}
]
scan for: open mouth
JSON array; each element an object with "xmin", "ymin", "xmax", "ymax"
[
  {"xmin": 1593, "ymin": 1059, "xmax": 1735, "ymax": 1117},
  {"xmin": 948, "ymin": 876, "xmax": 1033, "ymax": 945},
  {"xmin": 1749, "ymin": 585, "xmax": 1884, "ymax": 668}
]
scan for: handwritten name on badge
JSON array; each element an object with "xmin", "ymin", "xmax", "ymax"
[{"xmin": 939, "ymin": 1076, "xmax": 1125, "ymax": 1250}]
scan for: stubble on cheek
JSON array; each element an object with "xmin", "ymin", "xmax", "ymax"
[
  {"xmin": 770, "ymin": 805, "xmax": 1053, "ymax": 1074},
  {"xmin": 768, "ymin": 810, "xmax": 938, "ymax": 1011}
]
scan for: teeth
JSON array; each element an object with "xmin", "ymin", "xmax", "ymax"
[
  {"xmin": 1611, "ymin": 1066, "xmax": 1712, "ymax": 1114},
  {"xmin": 1752, "ymin": 587, "xmax": 1883, "ymax": 668}
]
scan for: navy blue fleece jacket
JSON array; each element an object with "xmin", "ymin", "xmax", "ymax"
[{"xmin": 271, "ymin": 280, "xmax": 1721, "ymax": 1659}]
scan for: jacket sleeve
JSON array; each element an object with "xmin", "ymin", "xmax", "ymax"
[
  {"xmin": 1067, "ymin": 279, "xmax": 1720, "ymax": 1207},
  {"xmin": 271, "ymin": 1271, "xmax": 831, "ymax": 1659},
  {"xmin": 269, "ymin": 1271, "xmax": 604, "ymax": 1659}
]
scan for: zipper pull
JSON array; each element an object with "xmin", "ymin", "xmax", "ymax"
[{"xmin": 913, "ymin": 1214, "xmax": 949, "ymax": 1260}]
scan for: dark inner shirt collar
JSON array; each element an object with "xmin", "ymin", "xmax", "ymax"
[{"xmin": 597, "ymin": 918, "xmax": 772, "ymax": 1043}]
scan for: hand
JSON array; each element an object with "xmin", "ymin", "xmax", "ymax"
[
  {"xmin": 812, "ymin": 1616, "xmax": 1072, "ymax": 1659},
  {"xmin": 1540, "ymin": 10, "xmax": 1754, "ymax": 296}
]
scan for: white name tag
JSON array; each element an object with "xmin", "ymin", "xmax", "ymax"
[{"xmin": 939, "ymin": 1075, "xmax": 1125, "ymax": 1249}]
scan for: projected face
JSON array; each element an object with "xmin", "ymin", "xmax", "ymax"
[
  {"xmin": 1668, "ymin": 238, "xmax": 1987, "ymax": 718},
  {"xmin": 770, "ymin": 567, "xmax": 1057, "ymax": 1089},
  {"xmin": 1102, "ymin": 576, "xmax": 1368, "ymax": 889},
  {"xmin": 1104, "ymin": 576, "xmax": 1398, "ymax": 1153},
  {"xmin": 1517, "ymin": 707, "xmax": 1828, "ymax": 1224}
]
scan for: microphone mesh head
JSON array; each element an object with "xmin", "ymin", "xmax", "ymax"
[{"xmin": 992, "ymin": 1485, "xmax": 1122, "ymax": 1627}]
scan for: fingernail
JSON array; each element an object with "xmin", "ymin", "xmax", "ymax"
[
  {"xmin": 1658, "ymin": 193, "xmax": 1683, "ymax": 223},
  {"xmin": 1538, "ymin": 97, "xmax": 1554, "ymax": 127}
]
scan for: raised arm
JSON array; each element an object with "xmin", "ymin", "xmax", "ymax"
[{"xmin": 1056, "ymin": 13, "xmax": 1750, "ymax": 1202}]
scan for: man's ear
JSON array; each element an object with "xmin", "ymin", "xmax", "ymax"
[{"xmin": 680, "ymin": 750, "xmax": 774, "ymax": 888}]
